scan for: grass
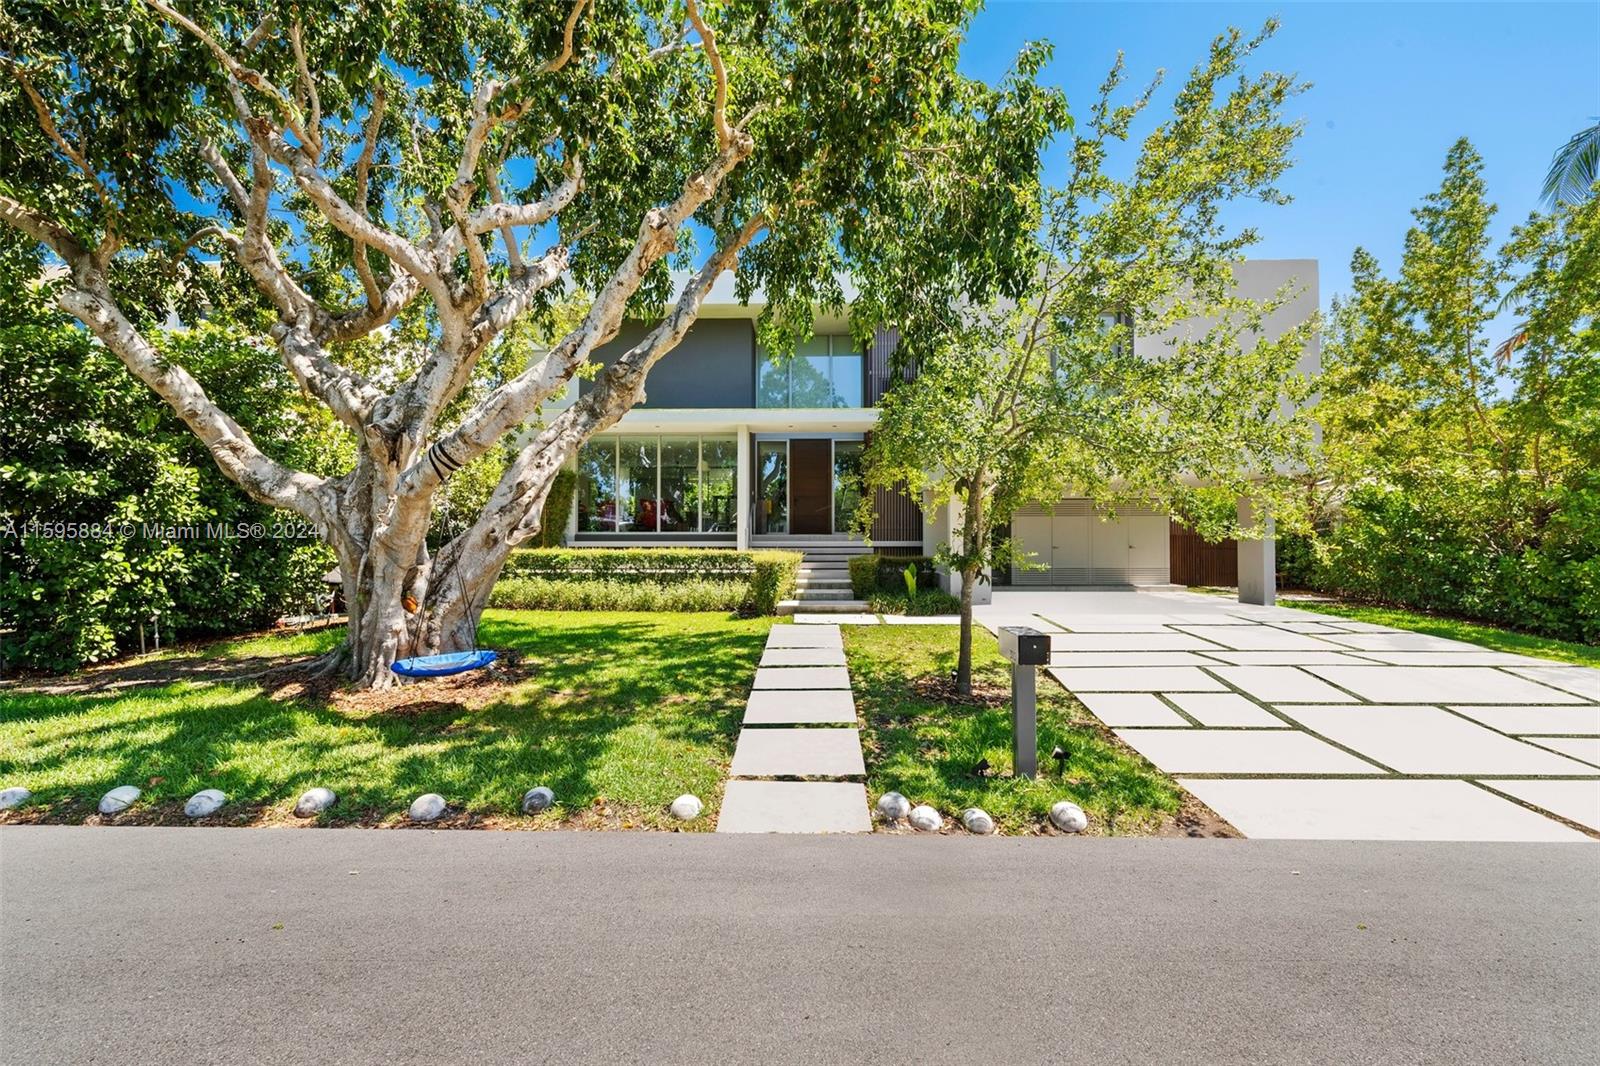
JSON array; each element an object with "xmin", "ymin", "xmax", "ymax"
[
  {"xmin": 0, "ymin": 610, "xmax": 771, "ymax": 829},
  {"xmin": 1281, "ymin": 601, "xmax": 1600, "ymax": 668},
  {"xmin": 844, "ymin": 624, "xmax": 1186, "ymax": 835}
]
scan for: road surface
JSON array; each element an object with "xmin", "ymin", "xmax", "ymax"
[{"xmin": 2, "ymin": 827, "xmax": 1596, "ymax": 1064}]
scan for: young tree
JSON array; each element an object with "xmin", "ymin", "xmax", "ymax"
[
  {"xmin": 1, "ymin": 0, "xmax": 1055, "ymax": 686},
  {"xmin": 863, "ymin": 25, "xmax": 1317, "ymax": 695}
]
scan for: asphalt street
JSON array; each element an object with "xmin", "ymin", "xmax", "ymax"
[{"xmin": 2, "ymin": 827, "xmax": 1596, "ymax": 1065}]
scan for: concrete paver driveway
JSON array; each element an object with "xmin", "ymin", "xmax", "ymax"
[{"xmin": 975, "ymin": 590, "xmax": 1600, "ymax": 841}]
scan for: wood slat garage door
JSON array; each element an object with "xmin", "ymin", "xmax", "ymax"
[{"xmin": 1009, "ymin": 500, "xmax": 1170, "ymax": 586}]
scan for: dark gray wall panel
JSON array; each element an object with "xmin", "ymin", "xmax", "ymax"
[{"xmin": 581, "ymin": 318, "xmax": 755, "ymax": 408}]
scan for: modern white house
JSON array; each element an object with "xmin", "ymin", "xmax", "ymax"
[{"xmin": 541, "ymin": 259, "xmax": 1320, "ymax": 608}]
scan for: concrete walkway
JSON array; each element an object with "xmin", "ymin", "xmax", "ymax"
[
  {"xmin": 716, "ymin": 623, "xmax": 872, "ymax": 832},
  {"xmin": 975, "ymin": 590, "xmax": 1600, "ymax": 841}
]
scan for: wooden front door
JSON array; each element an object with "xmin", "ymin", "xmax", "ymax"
[{"xmin": 789, "ymin": 438, "xmax": 832, "ymax": 534}]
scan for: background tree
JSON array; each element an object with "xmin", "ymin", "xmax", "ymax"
[
  {"xmin": 864, "ymin": 24, "xmax": 1317, "ymax": 695},
  {"xmin": 0, "ymin": 0, "xmax": 1057, "ymax": 686},
  {"xmin": 1543, "ymin": 121, "xmax": 1599, "ymax": 206},
  {"xmin": 1299, "ymin": 140, "xmax": 1599, "ymax": 640}
]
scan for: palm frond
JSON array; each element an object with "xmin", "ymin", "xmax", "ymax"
[{"xmin": 1543, "ymin": 122, "xmax": 1600, "ymax": 206}]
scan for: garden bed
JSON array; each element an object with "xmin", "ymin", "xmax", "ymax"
[{"xmin": 844, "ymin": 624, "xmax": 1236, "ymax": 836}]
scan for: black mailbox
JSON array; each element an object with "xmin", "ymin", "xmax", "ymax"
[{"xmin": 998, "ymin": 626, "xmax": 1050, "ymax": 667}]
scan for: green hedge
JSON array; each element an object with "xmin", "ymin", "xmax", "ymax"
[
  {"xmin": 489, "ymin": 577, "xmax": 749, "ymax": 613},
  {"xmin": 848, "ymin": 553, "xmax": 939, "ymax": 597},
  {"xmin": 868, "ymin": 589, "xmax": 962, "ymax": 615},
  {"xmin": 500, "ymin": 548, "xmax": 801, "ymax": 614}
]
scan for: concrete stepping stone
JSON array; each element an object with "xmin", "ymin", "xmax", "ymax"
[
  {"xmin": 765, "ymin": 626, "xmax": 843, "ymax": 649},
  {"xmin": 882, "ymin": 615, "xmax": 961, "ymax": 625},
  {"xmin": 744, "ymin": 689, "xmax": 857, "ymax": 725},
  {"xmin": 795, "ymin": 613, "xmax": 878, "ymax": 625},
  {"xmin": 1526, "ymin": 736, "xmax": 1600, "ymax": 767},
  {"xmin": 760, "ymin": 647, "xmax": 846, "ymax": 667},
  {"xmin": 1175, "ymin": 627, "xmax": 1343, "ymax": 652},
  {"xmin": 1165, "ymin": 692, "xmax": 1288, "ymax": 728},
  {"xmin": 1051, "ymin": 651, "xmax": 1217, "ymax": 667},
  {"xmin": 1049, "ymin": 632, "xmax": 1218, "ymax": 652},
  {"xmin": 1303, "ymin": 666, "xmax": 1585, "ymax": 704},
  {"xmin": 1077, "ymin": 692, "xmax": 1189, "ymax": 727},
  {"xmin": 1202, "ymin": 651, "xmax": 1374, "ymax": 666},
  {"xmin": 1447, "ymin": 705, "xmax": 1600, "ymax": 735},
  {"xmin": 1319, "ymin": 632, "xmax": 1486, "ymax": 653},
  {"xmin": 1178, "ymin": 778, "xmax": 1591, "ymax": 841},
  {"xmin": 1353, "ymin": 651, "xmax": 1550, "ymax": 667},
  {"xmin": 1504, "ymin": 666, "xmax": 1600, "ymax": 701},
  {"xmin": 752, "ymin": 666, "xmax": 851, "ymax": 690},
  {"xmin": 1279, "ymin": 705, "xmax": 1598, "ymax": 775},
  {"xmin": 1486, "ymin": 780, "xmax": 1600, "ymax": 832},
  {"xmin": 1049, "ymin": 666, "xmax": 1225, "ymax": 692},
  {"xmin": 729, "ymin": 728, "xmax": 865, "ymax": 777},
  {"xmin": 1111, "ymin": 728, "xmax": 1378, "ymax": 774},
  {"xmin": 1207, "ymin": 666, "xmax": 1359, "ymax": 703},
  {"xmin": 716, "ymin": 780, "xmax": 871, "ymax": 833}
]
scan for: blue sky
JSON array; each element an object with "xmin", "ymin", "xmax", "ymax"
[{"xmin": 958, "ymin": 0, "xmax": 1600, "ymax": 321}]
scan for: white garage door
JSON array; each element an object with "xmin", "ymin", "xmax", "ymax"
[{"xmin": 1009, "ymin": 500, "xmax": 1169, "ymax": 586}]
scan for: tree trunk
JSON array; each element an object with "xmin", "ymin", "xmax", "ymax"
[
  {"xmin": 954, "ymin": 475, "xmax": 987, "ymax": 698},
  {"xmin": 956, "ymin": 562, "xmax": 977, "ymax": 696}
]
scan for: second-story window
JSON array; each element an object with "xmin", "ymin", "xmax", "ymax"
[{"xmin": 756, "ymin": 335, "xmax": 863, "ymax": 408}]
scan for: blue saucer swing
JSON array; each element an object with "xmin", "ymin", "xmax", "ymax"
[{"xmin": 392, "ymin": 648, "xmax": 498, "ymax": 678}]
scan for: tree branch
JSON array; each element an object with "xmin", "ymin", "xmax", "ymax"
[
  {"xmin": 351, "ymin": 88, "xmax": 387, "ymax": 307},
  {"xmin": 7, "ymin": 63, "xmax": 120, "ymax": 262},
  {"xmin": 685, "ymin": 0, "xmax": 732, "ymax": 150}
]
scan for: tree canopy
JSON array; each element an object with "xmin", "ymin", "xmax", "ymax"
[
  {"xmin": 863, "ymin": 23, "xmax": 1317, "ymax": 691},
  {"xmin": 1, "ymin": 0, "xmax": 1061, "ymax": 684}
]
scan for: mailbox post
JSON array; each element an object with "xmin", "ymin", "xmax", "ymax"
[{"xmin": 997, "ymin": 626, "xmax": 1050, "ymax": 779}]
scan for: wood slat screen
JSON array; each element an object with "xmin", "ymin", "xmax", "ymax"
[{"xmin": 1168, "ymin": 524, "xmax": 1237, "ymax": 587}]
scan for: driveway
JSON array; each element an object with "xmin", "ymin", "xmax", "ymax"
[
  {"xmin": 3, "ymin": 827, "xmax": 1597, "ymax": 1065},
  {"xmin": 976, "ymin": 590, "xmax": 1600, "ymax": 841}
]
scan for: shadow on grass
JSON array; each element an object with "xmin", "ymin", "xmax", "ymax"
[{"xmin": 0, "ymin": 611, "xmax": 771, "ymax": 827}]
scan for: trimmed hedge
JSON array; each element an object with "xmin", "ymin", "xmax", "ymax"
[
  {"xmin": 489, "ymin": 577, "xmax": 748, "ymax": 613},
  {"xmin": 500, "ymin": 548, "xmax": 801, "ymax": 615},
  {"xmin": 848, "ymin": 553, "xmax": 939, "ymax": 598}
]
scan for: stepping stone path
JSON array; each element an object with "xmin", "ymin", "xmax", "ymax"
[{"xmin": 717, "ymin": 623, "xmax": 871, "ymax": 834}]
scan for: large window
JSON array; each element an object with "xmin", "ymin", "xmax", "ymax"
[
  {"xmin": 832, "ymin": 440, "xmax": 864, "ymax": 534},
  {"xmin": 756, "ymin": 335, "xmax": 864, "ymax": 409},
  {"xmin": 576, "ymin": 436, "xmax": 739, "ymax": 534},
  {"xmin": 755, "ymin": 440, "xmax": 788, "ymax": 534}
]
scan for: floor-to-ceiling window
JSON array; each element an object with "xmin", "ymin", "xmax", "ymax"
[
  {"xmin": 701, "ymin": 439, "xmax": 738, "ymax": 531},
  {"xmin": 575, "ymin": 436, "xmax": 738, "ymax": 534},
  {"xmin": 832, "ymin": 440, "xmax": 864, "ymax": 534},
  {"xmin": 755, "ymin": 440, "xmax": 788, "ymax": 534},
  {"xmin": 755, "ymin": 335, "xmax": 864, "ymax": 409}
]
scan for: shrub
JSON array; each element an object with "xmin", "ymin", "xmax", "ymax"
[
  {"xmin": 848, "ymin": 553, "xmax": 939, "ymax": 597},
  {"xmin": 498, "ymin": 548, "xmax": 800, "ymax": 615},
  {"xmin": 868, "ymin": 589, "xmax": 962, "ymax": 615}
]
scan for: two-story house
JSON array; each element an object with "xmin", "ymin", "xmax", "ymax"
[{"xmin": 544, "ymin": 259, "xmax": 1319, "ymax": 608}]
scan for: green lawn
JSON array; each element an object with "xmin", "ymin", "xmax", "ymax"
[
  {"xmin": 1282, "ymin": 600, "xmax": 1600, "ymax": 668},
  {"xmin": 0, "ymin": 610, "xmax": 771, "ymax": 829},
  {"xmin": 845, "ymin": 624, "xmax": 1187, "ymax": 835}
]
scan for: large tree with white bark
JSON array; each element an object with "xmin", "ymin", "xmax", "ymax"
[{"xmin": 0, "ymin": 0, "xmax": 1058, "ymax": 686}]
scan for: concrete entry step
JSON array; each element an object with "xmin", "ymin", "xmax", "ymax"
[{"xmin": 716, "ymin": 780, "xmax": 872, "ymax": 833}]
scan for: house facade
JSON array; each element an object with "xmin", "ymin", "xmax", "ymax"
[{"xmin": 542, "ymin": 259, "xmax": 1319, "ymax": 606}]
